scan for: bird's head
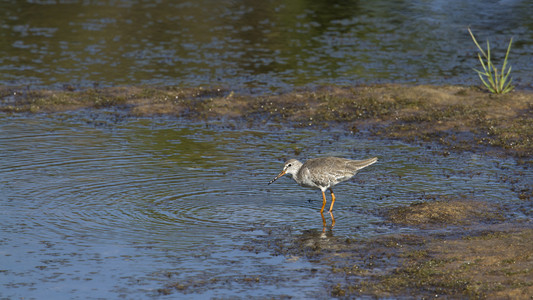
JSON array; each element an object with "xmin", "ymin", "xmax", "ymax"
[{"xmin": 268, "ymin": 159, "xmax": 302, "ymax": 184}]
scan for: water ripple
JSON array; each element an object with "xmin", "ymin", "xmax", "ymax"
[{"xmin": 1, "ymin": 112, "xmax": 531, "ymax": 298}]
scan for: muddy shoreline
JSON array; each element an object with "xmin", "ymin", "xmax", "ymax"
[
  {"xmin": 1, "ymin": 84, "xmax": 532, "ymax": 159},
  {"xmin": 2, "ymin": 84, "xmax": 532, "ymax": 298}
]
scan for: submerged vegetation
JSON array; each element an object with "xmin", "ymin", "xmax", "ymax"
[{"xmin": 468, "ymin": 28, "xmax": 514, "ymax": 94}]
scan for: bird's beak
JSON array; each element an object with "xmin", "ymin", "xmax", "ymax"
[{"xmin": 268, "ymin": 170, "xmax": 286, "ymax": 185}]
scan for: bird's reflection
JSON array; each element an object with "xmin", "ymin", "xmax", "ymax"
[{"xmin": 320, "ymin": 211, "xmax": 335, "ymax": 233}]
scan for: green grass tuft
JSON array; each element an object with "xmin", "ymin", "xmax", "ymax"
[{"xmin": 468, "ymin": 28, "xmax": 514, "ymax": 94}]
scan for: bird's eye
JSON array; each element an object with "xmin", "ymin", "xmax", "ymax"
[{"xmin": 287, "ymin": 163, "xmax": 292, "ymax": 167}]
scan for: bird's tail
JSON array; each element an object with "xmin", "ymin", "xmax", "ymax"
[{"xmin": 349, "ymin": 157, "xmax": 378, "ymax": 170}]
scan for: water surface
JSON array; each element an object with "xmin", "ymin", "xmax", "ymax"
[
  {"xmin": 1, "ymin": 0, "xmax": 532, "ymax": 91},
  {"xmin": 1, "ymin": 111, "xmax": 531, "ymax": 298}
]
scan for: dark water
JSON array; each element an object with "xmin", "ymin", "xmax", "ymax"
[
  {"xmin": 1, "ymin": 111, "xmax": 531, "ymax": 298},
  {"xmin": 1, "ymin": 0, "xmax": 532, "ymax": 92}
]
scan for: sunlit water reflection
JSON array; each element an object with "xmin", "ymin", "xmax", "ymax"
[
  {"xmin": 1, "ymin": 0, "xmax": 532, "ymax": 91},
  {"xmin": 0, "ymin": 111, "xmax": 530, "ymax": 298}
]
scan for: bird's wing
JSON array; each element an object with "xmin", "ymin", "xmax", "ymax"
[
  {"xmin": 304, "ymin": 157, "xmax": 356, "ymax": 187},
  {"xmin": 347, "ymin": 157, "xmax": 378, "ymax": 171}
]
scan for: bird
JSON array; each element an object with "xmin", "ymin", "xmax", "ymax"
[{"xmin": 268, "ymin": 156, "xmax": 378, "ymax": 212}]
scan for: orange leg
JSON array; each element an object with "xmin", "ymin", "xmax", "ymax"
[
  {"xmin": 328, "ymin": 188, "xmax": 336, "ymax": 212},
  {"xmin": 329, "ymin": 211, "xmax": 336, "ymax": 227},
  {"xmin": 320, "ymin": 190, "xmax": 327, "ymax": 213}
]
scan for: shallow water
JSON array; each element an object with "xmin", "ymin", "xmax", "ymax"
[
  {"xmin": 1, "ymin": 0, "xmax": 532, "ymax": 91},
  {"xmin": 0, "ymin": 111, "xmax": 531, "ymax": 298}
]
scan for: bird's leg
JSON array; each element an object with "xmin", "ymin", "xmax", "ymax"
[
  {"xmin": 320, "ymin": 211, "xmax": 326, "ymax": 230},
  {"xmin": 320, "ymin": 190, "xmax": 327, "ymax": 213},
  {"xmin": 328, "ymin": 188, "xmax": 336, "ymax": 212},
  {"xmin": 329, "ymin": 211, "xmax": 336, "ymax": 227}
]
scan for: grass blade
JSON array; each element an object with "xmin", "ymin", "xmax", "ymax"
[{"xmin": 468, "ymin": 28, "xmax": 514, "ymax": 94}]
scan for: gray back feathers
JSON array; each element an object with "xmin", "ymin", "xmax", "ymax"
[{"xmin": 295, "ymin": 156, "xmax": 378, "ymax": 190}]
